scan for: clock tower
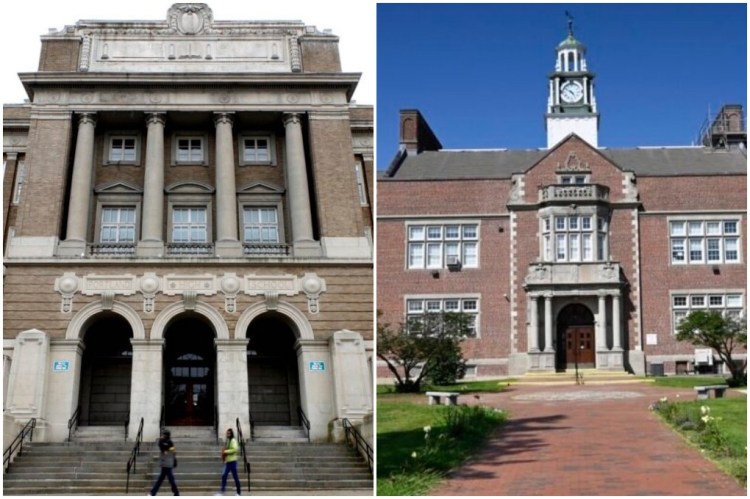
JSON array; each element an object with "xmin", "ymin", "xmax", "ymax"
[{"xmin": 546, "ymin": 17, "xmax": 599, "ymax": 148}]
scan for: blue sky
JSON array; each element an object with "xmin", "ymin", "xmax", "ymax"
[{"xmin": 376, "ymin": 3, "xmax": 747, "ymax": 169}]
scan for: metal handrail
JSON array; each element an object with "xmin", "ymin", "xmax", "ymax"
[
  {"xmin": 214, "ymin": 406, "xmax": 219, "ymax": 444},
  {"xmin": 297, "ymin": 406, "xmax": 311, "ymax": 443},
  {"xmin": 236, "ymin": 418, "xmax": 251, "ymax": 495},
  {"xmin": 342, "ymin": 418, "xmax": 373, "ymax": 473},
  {"xmin": 67, "ymin": 406, "xmax": 81, "ymax": 443},
  {"xmin": 125, "ymin": 417, "xmax": 144, "ymax": 494},
  {"xmin": 3, "ymin": 418, "xmax": 36, "ymax": 473},
  {"xmin": 124, "ymin": 415, "xmax": 130, "ymax": 442}
]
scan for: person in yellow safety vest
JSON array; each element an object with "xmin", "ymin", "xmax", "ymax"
[{"xmin": 217, "ymin": 428, "xmax": 241, "ymax": 496}]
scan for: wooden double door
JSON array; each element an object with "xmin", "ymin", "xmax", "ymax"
[{"xmin": 564, "ymin": 326, "xmax": 596, "ymax": 368}]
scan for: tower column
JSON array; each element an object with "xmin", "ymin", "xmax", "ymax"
[
  {"xmin": 543, "ymin": 294, "xmax": 554, "ymax": 352},
  {"xmin": 596, "ymin": 293, "xmax": 608, "ymax": 351},
  {"xmin": 138, "ymin": 113, "xmax": 166, "ymax": 256},
  {"xmin": 612, "ymin": 293, "xmax": 623, "ymax": 351},
  {"xmin": 62, "ymin": 113, "xmax": 97, "ymax": 252},
  {"xmin": 528, "ymin": 295, "xmax": 539, "ymax": 352},
  {"xmin": 214, "ymin": 112, "xmax": 242, "ymax": 257},
  {"xmin": 283, "ymin": 113, "xmax": 318, "ymax": 255}
]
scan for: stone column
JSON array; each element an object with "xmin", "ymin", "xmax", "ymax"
[
  {"xmin": 612, "ymin": 293, "xmax": 623, "ymax": 351},
  {"xmin": 528, "ymin": 295, "xmax": 539, "ymax": 352},
  {"xmin": 283, "ymin": 113, "xmax": 319, "ymax": 255},
  {"xmin": 138, "ymin": 113, "xmax": 166, "ymax": 256},
  {"xmin": 129, "ymin": 339, "xmax": 163, "ymax": 441},
  {"xmin": 543, "ymin": 295, "xmax": 554, "ymax": 352},
  {"xmin": 59, "ymin": 113, "xmax": 96, "ymax": 256},
  {"xmin": 597, "ymin": 293, "xmax": 608, "ymax": 351},
  {"xmin": 215, "ymin": 339, "xmax": 250, "ymax": 441},
  {"xmin": 296, "ymin": 339, "xmax": 334, "ymax": 442},
  {"xmin": 5, "ymin": 330, "xmax": 50, "ymax": 439},
  {"xmin": 214, "ymin": 113, "xmax": 242, "ymax": 256}
]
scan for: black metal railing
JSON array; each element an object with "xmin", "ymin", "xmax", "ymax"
[
  {"xmin": 242, "ymin": 243, "xmax": 291, "ymax": 256},
  {"xmin": 67, "ymin": 406, "xmax": 81, "ymax": 443},
  {"xmin": 124, "ymin": 415, "xmax": 130, "ymax": 442},
  {"xmin": 3, "ymin": 418, "xmax": 36, "ymax": 473},
  {"xmin": 297, "ymin": 406, "xmax": 310, "ymax": 443},
  {"xmin": 342, "ymin": 418, "xmax": 373, "ymax": 473},
  {"xmin": 125, "ymin": 417, "xmax": 144, "ymax": 494},
  {"xmin": 236, "ymin": 418, "xmax": 251, "ymax": 495},
  {"xmin": 166, "ymin": 242, "xmax": 214, "ymax": 256},
  {"xmin": 248, "ymin": 412, "xmax": 256, "ymax": 441},
  {"xmin": 214, "ymin": 406, "xmax": 219, "ymax": 444},
  {"xmin": 88, "ymin": 243, "xmax": 136, "ymax": 257}
]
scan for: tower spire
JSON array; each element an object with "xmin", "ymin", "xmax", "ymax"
[{"xmin": 565, "ymin": 10, "xmax": 574, "ymax": 37}]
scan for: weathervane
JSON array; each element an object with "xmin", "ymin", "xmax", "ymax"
[{"xmin": 565, "ymin": 10, "xmax": 574, "ymax": 37}]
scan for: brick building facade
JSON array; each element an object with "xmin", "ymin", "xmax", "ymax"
[
  {"xmin": 377, "ymin": 26, "xmax": 746, "ymax": 379},
  {"xmin": 3, "ymin": 3, "xmax": 373, "ymax": 445}
]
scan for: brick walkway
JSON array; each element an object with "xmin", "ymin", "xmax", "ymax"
[{"xmin": 431, "ymin": 383, "xmax": 746, "ymax": 496}]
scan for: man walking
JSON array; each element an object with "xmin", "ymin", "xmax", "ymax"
[{"xmin": 149, "ymin": 429, "xmax": 179, "ymax": 496}]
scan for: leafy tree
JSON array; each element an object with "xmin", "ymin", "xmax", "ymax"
[
  {"xmin": 676, "ymin": 310, "xmax": 747, "ymax": 386},
  {"xmin": 377, "ymin": 311, "xmax": 471, "ymax": 393}
]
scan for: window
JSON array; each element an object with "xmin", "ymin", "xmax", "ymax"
[
  {"xmin": 243, "ymin": 207, "xmax": 279, "ymax": 243},
  {"xmin": 109, "ymin": 137, "xmax": 137, "ymax": 163},
  {"xmin": 172, "ymin": 207, "xmax": 207, "ymax": 242},
  {"xmin": 405, "ymin": 297, "xmax": 480, "ymax": 337},
  {"xmin": 354, "ymin": 161, "xmax": 368, "ymax": 205},
  {"xmin": 100, "ymin": 207, "xmax": 136, "ymax": 243},
  {"xmin": 12, "ymin": 160, "xmax": 25, "ymax": 204},
  {"xmin": 407, "ymin": 223, "xmax": 479, "ymax": 269},
  {"xmin": 560, "ymin": 175, "xmax": 587, "ymax": 185},
  {"xmin": 670, "ymin": 219, "xmax": 741, "ymax": 264},
  {"xmin": 172, "ymin": 135, "xmax": 207, "ymax": 165},
  {"xmin": 238, "ymin": 134, "xmax": 276, "ymax": 166},
  {"xmin": 671, "ymin": 292, "xmax": 744, "ymax": 333},
  {"xmin": 541, "ymin": 214, "xmax": 603, "ymax": 262}
]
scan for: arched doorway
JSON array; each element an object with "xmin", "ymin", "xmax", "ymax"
[
  {"xmin": 79, "ymin": 314, "xmax": 133, "ymax": 425},
  {"xmin": 164, "ymin": 315, "xmax": 216, "ymax": 426},
  {"xmin": 246, "ymin": 313, "xmax": 300, "ymax": 426},
  {"xmin": 556, "ymin": 303, "xmax": 595, "ymax": 370}
]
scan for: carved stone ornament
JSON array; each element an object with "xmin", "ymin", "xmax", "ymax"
[
  {"xmin": 168, "ymin": 3, "xmax": 213, "ymax": 35},
  {"xmin": 300, "ymin": 273, "xmax": 326, "ymax": 314},
  {"xmin": 556, "ymin": 152, "xmax": 591, "ymax": 173},
  {"xmin": 220, "ymin": 273, "xmax": 241, "ymax": 313},
  {"xmin": 139, "ymin": 273, "xmax": 160, "ymax": 313},
  {"xmin": 54, "ymin": 273, "xmax": 80, "ymax": 313},
  {"xmin": 289, "ymin": 36, "xmax": 301, "ymax": 72}
]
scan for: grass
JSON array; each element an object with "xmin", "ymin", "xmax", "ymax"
[
  {"xmin": 377, "ymin": 378, "xmax": 513, "ymax": 395},
  {"xmin": 377, "ymin": 387, "xmax": 508, "ymax": 495},
  {"xmin": 652, "ymin": 395, "xmax": 747, "ymax": 486},
  {"xmin": 650, "ymin": 375, "xmax": 730, "ymax": 389}
]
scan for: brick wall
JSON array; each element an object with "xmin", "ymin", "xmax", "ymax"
[{"xmin": 38, "ymin": 40, "xmax": 81, "ymax": 71}]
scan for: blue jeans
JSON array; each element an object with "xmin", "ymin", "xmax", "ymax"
[
  {"xmin": 221, "ymin": 461, "xmax": 241, "ymax": 495},
  {"xmin": 150, "ymin": 467, "xmax": 179, "ymax": 495}
]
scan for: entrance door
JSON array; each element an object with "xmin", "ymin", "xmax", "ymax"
[
  {"xmin": 565, "ymin": 326, "xmax": 595, "ymax": 368},
  {"xmin": 166, "ymin": 353, "xmax": 213, "ymax": 426}
]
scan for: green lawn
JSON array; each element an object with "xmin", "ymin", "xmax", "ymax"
[
  {"xmin": 651, "ymin": 375, "xmax": 729, "ymax": 388},
  {"xmin": 377, "ymin": 378, "xmax": 513, "ymax": 395},
  {"xmin": 377, "ymin": 383, "xmax": 508, "ymax": 495}
]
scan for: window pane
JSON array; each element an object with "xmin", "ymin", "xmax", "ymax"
[
  {"xmin": 462, "ymin": 225, "xmax": 478, "ymax": 239},
  {"xmin": 597, "ymin": 233, "xmax": 606, "ymax": 261},
  {"xmin": 408, "ymin": 243, "xmax": 424, "ymax": 268},
  {"xmin": 670, "ymin": 221, "xmax": 686, "ymax": 236},
  {"xmin": 462, "ymin": 299, "xmax": 478, "ymax": 311},
  {"xmin": 426, "ymin": 243, "xmax": 441, "ymax": 267},
  {"xmin": 726, "ymin": 294, "xmax": 742, "ymax": 307},
  {"xmin": 569, "ymin": 234, "xmax": 580, "ymax": 261},
  {"xmin": 542, "ymin": 218, "xmax": 551, "ymax": 232},
  {"xmin": 581, "ymin": 216, "xmax": 592, "ymax": 230},
  {"xmin": 445, "ymin": 225, "xmax": 459, "ymax": 239},
  {"xmin": 427, "ymin": 226, "xmax": 442, "ymax": 239},
  {"xmin": 689, "ymin": 239, "xmax": 703, "ymax": 262},
  {"xmin": 444, "ymin": 300, "xmax": 459, "ymax": 311},
  {"xmin": 705, "ymin": 221, "xmax": 721, "ymax": 235},
  {"xmin": 445, "ymin": 242, "xmax": 459, "ymax": 259},
  {"xmin": 408, "ymin": 226, "xmax": 425, "ymax": 241},
  {"xmin": 568, "ymin": 216, "xmax": 578, "ymax": 230},
  {"xmin": 691, "ymin": 296, "xmax": 705, "ymax": 307},
  {"xmin": 426, "ymin": 300, "xmax": 441, "ymax": 312},
  {"xmin": 556, "ymin": 234, "xmax": 566, "ymax": 260},
  {"xmin": 724, "ymin": 221, "xmax": 738, "ymax": 234},
  {"xmin": 671, "ymin": 239, "xmax": 685, "ymax": 262},
  {"xmin": 462, "ymin": 242, "xmax": 478, "ymax": 266},
  {"xmin": 688, "ymin": 221, "xmax": 703, "ymax": 236},
  {"xmin": 706, "ymin": 239, "xmax": 721, "ymax": 262},
  {"xmin": 725, "ymin": 238, "xmax": 738, "ymax": 261},
  {"xmin": 709, "ymin": 295, "xmax": 723, "ymax": 307},
  {"xmin": 555, "ymin": 216, "xmax": 566, "ymax": 231},
  {"xmin": 673, "ymin": 296, "xmax": 687, "ymax": 307},
  {"xmin": 582, "ymin": 234, "xmax": 592, "ymax": 261}
]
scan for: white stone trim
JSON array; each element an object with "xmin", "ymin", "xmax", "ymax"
[
  {"xmin": 151, "ymin": 300, "xmax": 229, "ymax": 340},
  {"xmin": 234, "ymin": 300, "xmax": 314, "ymax": 340},
  {"xmin": 65, "ymin": 299, "xmax": 145, "ymax": 340}
]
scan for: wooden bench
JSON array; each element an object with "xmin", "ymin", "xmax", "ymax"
[
  {"xmin": 425, "ymin": 391, "xmax": 460, "ymax": 405},
  {"xmin": 694, "ymin": 385, "xmax": 729, "ymax": 400}
]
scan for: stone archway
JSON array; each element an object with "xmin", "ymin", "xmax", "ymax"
[{"xmin": 556, "ymin": 303, "xmax": 595, "ymax": 370}]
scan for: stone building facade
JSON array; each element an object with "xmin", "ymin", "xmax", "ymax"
[
  {"xmin": 378, "ymin": 26, "xmax": 746, "ymax": 379},
  {"xmin": 3, "ymin": 3, "xmax": 373, "ymax": 444}
]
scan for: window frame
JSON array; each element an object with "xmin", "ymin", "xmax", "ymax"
[
  {"xmin": 406, "ymin": 221, "xmax": 480, "ymax": 270},
  {"xmin": 104, "ymin": 132, "xmax": 141, "ymax": 166},
  {"xmin": 670, "ymin": 290, "xmax": 745, "ymax": 334},
  {"xmin": 237, "ymin": 192, "xmax": 286, "ymax": 245},
  {"xmin": 171, "ymin": 206, "xmax": 209, "ymax": 244},
  {"xmin": 171, "ymin": 133, "xmax": 209, "ymax": 166},
  {"xmin": 94, "ymin": 199, "xmax": 141, "ymax": 245},
  {"xmin": 404, "ymin": 294, "xmax": 482, "ymax": 338},
  {"xmin": 540, "ymin": 208, "xmax": 607, "ymax": 263},
  {"xmin": 12, "ymin": 159, "xmax": 26, "ymax": 205},
  {"xmin": 238, "ymin": 133, "xmax": 276, "ymax": 166},
  {"xmin": 669, "ymin": 216, "xmax": 743, "ymax": 265}
]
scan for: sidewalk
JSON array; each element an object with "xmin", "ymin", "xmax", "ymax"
[{"xmin": 432, "ymin": 383, "xmax": 746, "ymax": 496}]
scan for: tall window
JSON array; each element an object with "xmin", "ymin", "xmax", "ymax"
[
  {"xmin": 407, "ymin": 223, "xmax": 479, "ymax": 269},
  {"xmin": 406, "ymin": 297, "xmax": 479, "ymax": 337},
  {"xmin": 176, "ymin": 138, "xmax": 204, "ymax": 163},
  {"xmin": 354, "ymin": 161, "xmax": 368, "ymax": 205},
  {"xmin": 100, "ymin": 207, "xmax": 136, "ymax": 243},
  {"xmin": 109, "ymin": 137, "xmax": 137, "ymax": 163},
  {"xmin": 672, "ymin": 292, "xmax": 744, "ymax": 333},
  {"xmin": 542, "ymin": 214, "xmax": 604, "ymax": 262},
  {"xmin": 243, "ymin": 207, "xmax": 279, "ymax": 243},
  {"xmin": 172, "ymin": 207, "xmax": 207, "ymax": 242},
  {"xmin": 670, "ymin": 219, "xmax": 741, "ymax": 264},
  {"xmin": 242, "ymin": 137, "xmax": 270, "ymax": 163},
  {"xmin": 12, "ymin": 160, "xmax": 26, "ymax": 204}
]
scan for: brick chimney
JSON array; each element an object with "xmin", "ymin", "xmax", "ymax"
[{"xmin": 399, "ymin": 109, "xmax": 442, "ymax": 155}]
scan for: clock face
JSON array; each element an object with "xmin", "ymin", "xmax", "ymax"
[{"xmin": 561, "ymin": 81, "xmax": 584, "ymax": 103}]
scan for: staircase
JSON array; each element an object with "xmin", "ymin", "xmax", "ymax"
[
  {"xmin": 3, "ymin": 429, "xmax": 372, "ymax": 495},
  {"xmin": 514, "ymin": 369, "xmax": 646, "ymax": 386}
]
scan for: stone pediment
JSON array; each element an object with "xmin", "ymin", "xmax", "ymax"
[
  {"xmin": 237, "ymin": 181, "xmax": 285, "ymax": 195},
  {"xmin": 94, "ymin": 181, "xmax": 143, "ymax": 194},
  {"xmin": 165, "ymin": 181, "xmax": 215, "ymax": 194}
]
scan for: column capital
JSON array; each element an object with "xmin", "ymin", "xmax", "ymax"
[
  {"xmin": 145, "ymin": 112, "xmax": 166, "ymax": 126},
  {"xmin": 5, "ymin": 152, "xmax": 18, "ymax": 161},
  {"xmin": 213, "ymin": 112, "xmax": 235, "ymax": 126},
  {"xmin": 77, "ymin": 112, "xmax": 97, "ymax": 127},
  {"xmin": 283, "ymin": 112, "xmax": 303, "ymax": 126}
]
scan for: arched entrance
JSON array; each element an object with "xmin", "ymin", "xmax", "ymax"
[
  {"xmin": 246, "ymin": 313, "xmax": 300, "ymax": 426},
  {"xmin": 79, "ymin": 314, "xmax": 133, "ymax": 425},
  {"xmin": 164, "ymin": 315, "xmax": 216, "ymax": 426},
  {"xmin": 556, "ymin": 303, "xmax": 595, "ymax": 370}
]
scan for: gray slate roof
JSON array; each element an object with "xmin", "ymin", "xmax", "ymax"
[{"xmin": 383, "ymin": 147, "xmax": 747, "ymax": 180}]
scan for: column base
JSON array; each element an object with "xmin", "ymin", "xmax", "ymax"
[
  {"xmin": 215, "ymin": 240, "xmax": 243, "ymax": 258},
  {"xmin": 596, "ymin": 350, "xmax": 625, "ymax": 370},
  {"xmin": 527, "ymin": 350, "xmax": 556, "ymax": 371},
  {"xmin": 293, "ymin": 240, "xmax": 323, "ymax": 257},
  {"xmin": 136, "ymin": 240, "xmax": 164, "ymax": 257},
  {"xmin": 57, "ymin": 240, "xmax": 87, "ymax": 258}
]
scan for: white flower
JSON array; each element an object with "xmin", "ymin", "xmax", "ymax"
[
  {"xmin": 700, "ymin": 406, "xmax": 710, "ymax": 415},
  {"xmin": 659, "ymin": 397, "xmax": 667, "ymax": 403},
  {"xmin": 423, "ymin": 425, "xmax": 432, "ymax": 433},
  {"xmin": 411, "ymin": 451, "xmax": 417, "ymax": 459}
]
